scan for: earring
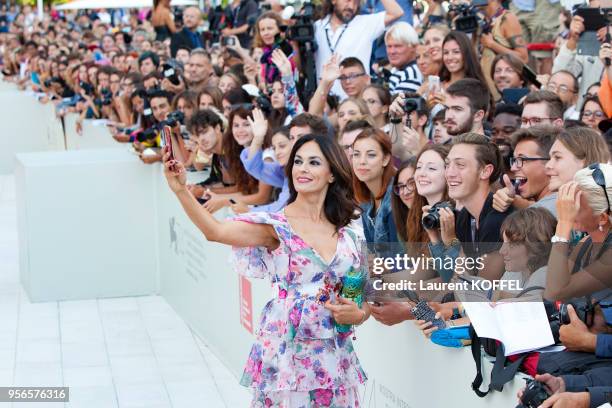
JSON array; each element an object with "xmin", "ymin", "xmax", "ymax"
[{"xmin": 599, "ymin": 225, "xmax": 604, "ymax": 232}]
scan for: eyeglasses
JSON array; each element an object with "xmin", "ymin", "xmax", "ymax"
[
  {"xmin": 509, "ymin": 156, "xmax": 550, "ymax": 168},
  {"xmin": 545, "ymin": 83, "xmax": 576, "ymax": 94},
  {"xmin": 393, "ymin": 180, "xmax": 415, "ymax": 196},
  {"xmin": 589, "ymin": 163, "xmax": 610, "ymax": 213},
  {"xmin": 520, "ymin": 117, "xmax": 556, "ymax": 126},
  {"xmin": 582, "ymin": 110, "xmax": 605, "ymax": 119},
  {"xmin": 339, "ymin": 73, "xmax": 366, "ymax": 82}
]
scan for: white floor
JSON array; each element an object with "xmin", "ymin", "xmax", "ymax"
[{"xmin": 0, "ymin": 175, "xmax": 252, "ymax": 408}]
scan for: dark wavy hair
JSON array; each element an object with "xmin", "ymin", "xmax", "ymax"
[
  {"xmin": 439, "ymin": 31, "xmax": 487, "ymax": 86},
  {"xmin": 285, "ymin": 134, "xmax": 360, "ymax": 231},
  {"xmin": 223, "ymin": 106, "xmax": 259, "ymax": 194}
]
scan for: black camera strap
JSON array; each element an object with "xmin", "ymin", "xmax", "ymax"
[{"xmin": 324, "ymin": 17, "xmax": 349, "ymax": 54}]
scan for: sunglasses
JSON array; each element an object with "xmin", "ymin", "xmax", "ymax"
[{"xmin": 589, "ymin": 163, "xmax": 610, "ymax": 213}]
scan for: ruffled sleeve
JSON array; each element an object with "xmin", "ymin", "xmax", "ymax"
[{"xmin": 230, "ymin": 212, "xmax": 287, "ymax": 279}]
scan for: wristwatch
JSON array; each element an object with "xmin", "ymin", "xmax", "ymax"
[{"xmin": 551, "ymin": 235, "xmax": 569, "ymax": 243}]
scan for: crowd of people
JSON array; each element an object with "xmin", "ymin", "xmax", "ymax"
[{"xmin": 2, "ymin": 0, "xmax": 612, "ymax": 406}]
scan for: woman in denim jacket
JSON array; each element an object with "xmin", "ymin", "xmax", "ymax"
[{"xmin": 351, "ymin": 128, "xmax": 399, "ymax": 244}]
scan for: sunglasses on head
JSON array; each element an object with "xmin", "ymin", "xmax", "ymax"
[{"xmin": 589, "ymin": 163, "xmax": 610, "ymax": 214}]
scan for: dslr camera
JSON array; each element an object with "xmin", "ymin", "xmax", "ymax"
[
  {"xmin": 162, "ymin": 62, "xmax": 181, "ymax": 86},
  {"xmin": 422, "ymin": 201, "xmax": 454, "ymax": 230},
  {"xmin": 516, "ymin": 379, "xmax": 550, "ymax": 408}
]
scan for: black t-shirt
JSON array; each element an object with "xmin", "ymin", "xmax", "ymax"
[
  {"xmin": 228, "ymin": 0, "xmax": 258, "ymax": 48},
  {"xmin": 456, "ymin": 192, "xmax": 511, "ymax": 259}
]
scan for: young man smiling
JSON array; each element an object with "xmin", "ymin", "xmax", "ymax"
[
  {"xmin": 492, "ymin": 125, "xmax": 560, "ymax": 217},
  {"xmin": 443, "ymin": 133, "xmax": 509, "ymax": 281}
]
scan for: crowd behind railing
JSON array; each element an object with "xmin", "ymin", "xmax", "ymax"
[{"xmin": 1, "ymin": 0, "xmax": 612, "ymax": 406}]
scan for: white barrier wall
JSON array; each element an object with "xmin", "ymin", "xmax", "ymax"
[
  {"xmin": 64, "ymin": 113, "xmax": 123, "ymax": 150},
  {"xmin": 0, "ymin": 90, "xmax": 65, "ymax": 174},
  {"xmin": 15, "ymin": 149, "xmax": 159, "ymax": 301}
]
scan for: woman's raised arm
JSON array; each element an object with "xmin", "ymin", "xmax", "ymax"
[{"xmin": 163, "ymin": 148, "xmax": 279, "ymax": 249}]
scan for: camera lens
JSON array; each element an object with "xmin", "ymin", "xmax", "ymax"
[{"xmin": 422, "ymin": 213, "xmax": 439, "ymax": 230}]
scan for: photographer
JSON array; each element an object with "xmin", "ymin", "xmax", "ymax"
[
  {"xmin": 518, "ymin": 369, "xmax": 612, "ymax": 408},
  {"xmin": 385, "ymin": 22, "xmax": 422, "ymax": 95},
  {"xmin": 388, "ymin": 92, "xmax": 429, "ymax": 161},
  {"xmin": 314, "ymin": 0, "xmax": 404, "ymax": 99},
  {"xmin": 137, "ymin": 89, "xmax": 189, "ymax": 165}
]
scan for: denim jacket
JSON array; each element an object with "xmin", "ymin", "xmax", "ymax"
[{"xmin": 360, "ymin": 183, "xmax": 399, "ymax": 244}]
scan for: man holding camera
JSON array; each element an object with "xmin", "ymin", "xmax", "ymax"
[
  {"xmin": 136, "ymin": 89, "xmax": 188, "ymax": 165},
  {"xmin": 517, "ymin": 303, "xmax": 612, "ymax": 408},
  {"xmin": 388, "ymin": 92, "xmax": 429, "ymax": 161},
  {"xmin": 552, "ymin": 2, "xmax": 607, "ymax": 106},
  {"xmin": 314, "ymin": 0, "xmax": 404, "ymax": 99}
]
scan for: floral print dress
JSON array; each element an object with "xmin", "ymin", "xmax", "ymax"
[{"xmin": 232, "ymin": 211, "xmax": 368, "ymax": 408}]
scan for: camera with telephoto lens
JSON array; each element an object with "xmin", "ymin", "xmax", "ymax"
[
  {"xmin": 448, "ymin": 0, "xmax": 490, "ymax": 34},
  {"xmin": 516, "ymin": 379, "xmax": 550, "ymax": 408},
  {"xmin": 136, "ymin": 126, "xmax": 158, "ymax": 143},
  {"xmin": 422, "ymin": 201, "xmax": 454, "ymax": 230},
  {"xmin": 287, "ymin": 3, "xmax": 315, "ymax": 43},
  {"xmin": 162, "ymin": 62, "xmax": 180, "ymax": 86}
]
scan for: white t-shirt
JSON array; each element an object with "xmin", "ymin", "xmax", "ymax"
[{"xmin": 314, "ymin": 12, "xmax": 386, "ymax": 99}]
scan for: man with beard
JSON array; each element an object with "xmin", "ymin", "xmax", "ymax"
[
  {"xmin": 314, "ymin": 0, "xmax": 404, "ymax": 98},
  {"xmin": 443, "ymin": 78, "xmax": 490, "ymax": 137}
]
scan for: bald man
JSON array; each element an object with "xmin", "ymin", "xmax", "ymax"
[{"xmin": 170, "ymin": 7, "xmax": 204, "ymax": 57}]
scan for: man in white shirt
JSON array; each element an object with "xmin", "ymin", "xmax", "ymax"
[{"xmin": 314, "ymin": 0, "xmax": 404, "ymax": 98}]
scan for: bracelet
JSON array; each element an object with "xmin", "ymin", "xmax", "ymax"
[{"xmin": 357, "ymin": 309, "xmax": 367, "ymax": 325}]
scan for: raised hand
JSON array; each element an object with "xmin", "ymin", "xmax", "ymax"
[
  {"xmin": 247, "ymin": 108, "xmax": 268, "ymax": 146},
  {"xmin": 321, "ymin": 54, "xmax": 341, "ymax": 85},
  {"xmin": 271, "ymin": 49, "xmax": 293, "ymax": 78}
]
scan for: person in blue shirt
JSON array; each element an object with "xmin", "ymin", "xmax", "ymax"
[{"xmin": 351, "ymin": 127, "xmax": 398, "ymax": 244}]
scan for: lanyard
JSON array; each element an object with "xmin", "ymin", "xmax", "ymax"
[{"xmin": 324, "ymin": 17, "xmax": 349, "ymax": 54}]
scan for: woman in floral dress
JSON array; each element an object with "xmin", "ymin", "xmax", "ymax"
[{"xmin": 163, "ymin": 134, "xmax": 371, "ymax": 407}]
